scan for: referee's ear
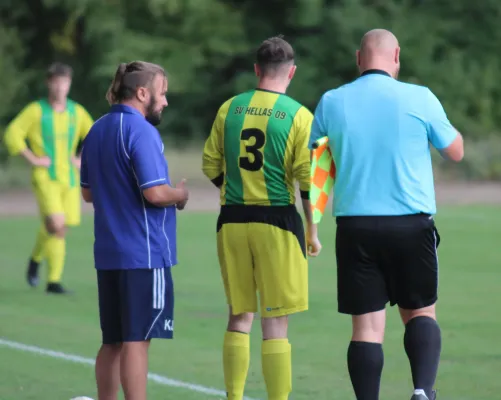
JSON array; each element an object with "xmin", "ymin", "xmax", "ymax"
[{"xmin": 394, "ymin": 47, "xmax": 400, "ymax": 65}]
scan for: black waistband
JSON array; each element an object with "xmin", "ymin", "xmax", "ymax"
[
  {"xmin": 220, "ymin": 204, "xmax": 297, "ymax": 218},
  {"xmin": 217, "ymin": 204, "xmax": 305, "ymax": 257},
  {"xmin": 336, "ymin": 213, "xmax": 433, "ymax": 229}
]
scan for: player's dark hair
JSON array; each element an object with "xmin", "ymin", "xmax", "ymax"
[
  {"xmin": 256, "ymin": 35, "xmax": 295, "ymax": 77},
  {"xmin": 47, "ymin": 62, "xmax": 73, "ymax": 79},
  {"xmin": 106, "ymin": 61, "xmax": 166, "ymax": 105}
]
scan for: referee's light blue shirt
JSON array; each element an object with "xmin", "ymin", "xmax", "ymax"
[
  {"xmin": 309, "ymin": 70, "xmax": 458, "ymax": 217},
  {"xmin": 80, "ymin": 104, "xmax": 177, "ymax": 270}
]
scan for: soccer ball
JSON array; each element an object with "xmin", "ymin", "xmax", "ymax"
[{"xmin": 70, "ymin": 397, "xmax": 95, "ymax": 400}]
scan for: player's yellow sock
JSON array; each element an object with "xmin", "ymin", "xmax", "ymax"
[
  {"xmin": 31, "ymin": 225, "xmax": 48, "ymax": 263},
  {"xmin": 223, "ymin": 331, "xmax": 250, "ymax": 400},
  {"xmin": 45, "ymin": 235, "xmax": 66, "ymax": 283},
  {"xmin": 262, "ymin": 339, "xmax": 292, "ymax": 400}
]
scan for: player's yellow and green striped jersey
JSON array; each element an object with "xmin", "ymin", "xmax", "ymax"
[
  {"xmin": 202, "ymin": 88, "xmax": 312, "ymax": 206},
  {"xmin": 4, "ymin": 99, "xmax": 94, "ymax": 187}
]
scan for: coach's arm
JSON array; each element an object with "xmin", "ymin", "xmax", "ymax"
[{"xmin": 143, "ymin": 183, "xmax": 188, "ymax": 208}]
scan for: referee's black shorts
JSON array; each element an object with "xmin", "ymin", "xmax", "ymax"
[{"xmin": 335, "ymin": 213, "xmax": 440, "ymax": 315}]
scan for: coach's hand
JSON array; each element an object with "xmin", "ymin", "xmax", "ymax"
[
  {"xmin": 176, "ymin": 179, "xmax": 189, "ymax": 210},
  {"xmin": 306, "ymin": 229, "xmax": 322, "ymax": 257}
]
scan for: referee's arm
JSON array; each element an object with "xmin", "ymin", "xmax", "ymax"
[
  {"xmin": 202, "ymin": 110, "xmax": 224, "ymax": 188},
  {"xmin": 426, "ymin": 89, "xmax": 464, "ymax": 162}
]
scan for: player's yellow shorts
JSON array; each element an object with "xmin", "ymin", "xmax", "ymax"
[
  {"xmin": 216, "ymin": 205, "xmax": 308, "ymax": 318},
  {"xmin": 32, "ymin": 178, "xmax": 81, "ymax": 226}
]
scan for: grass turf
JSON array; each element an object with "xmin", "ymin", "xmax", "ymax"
[{"xmin": 0, "ymin": 206, "xmax": 500, "ymax": 399}]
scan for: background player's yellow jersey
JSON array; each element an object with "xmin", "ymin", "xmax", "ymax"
[
  {"xmin": 202, "ymin": 88, "xmax": 312, "ymax": 206},
  {"xmin": 3, "ymin": 99, "xmax": 94, "ymax": 187}
]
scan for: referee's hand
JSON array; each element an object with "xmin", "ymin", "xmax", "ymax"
[{"xmin": 306, "ymin": 230, "xmax": 322, "ymax": 257}]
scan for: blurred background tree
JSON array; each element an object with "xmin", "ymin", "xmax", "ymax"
[{"xmin": 1, "ymin": 0, "xmax": 500, "ymax": 179}]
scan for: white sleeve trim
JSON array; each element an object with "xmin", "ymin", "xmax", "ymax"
[{"xmin": 139, "ymin": 178, "xmax": 167, "ymax": 188}]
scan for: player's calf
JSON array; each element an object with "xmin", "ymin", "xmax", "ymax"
[
  {"xmin": 224, "ymin": 309, "xmax": 253, "ymax": 400},
  {"xmin": 348, "ymin": 310, "xmax": 385, "ymax": 400},
  {"xmin": 399, "ymin": 304, "xmax": 436, "ymax": 325},
  {"xmin": 120, "ymin": 341, "xmax": 150, "ymax": 400},
  {"xmin": 400, "ymin": 304, "xmax": 441, "ymax": 400},
  {"xmin": 44, "ymin": 214, "xmax": 70, "ymax": 293},
  {"xmin": 261, "ymin": 315, "xmax": 288, "ymax": 340},
  {"xmin": 351, "ymin": 309, "xmax": 386, "ymax": 343},
  {"xmin": 95, "ymin": 343, "xmax": 121, "ymax": 400},
  {"xmin": 45, "ymin": 214, "xmax": 69, "ymax": 294},
  {"xmin": 227, "ymin": 310, "xmax": 254, "ymax": 334},
  {"xmin": 260, "ymin": 316, "xmax": 291, "ymax": 400},
  {"xmin": 45, "ymin": 214, "xmax": 66, "ymax": 237}
]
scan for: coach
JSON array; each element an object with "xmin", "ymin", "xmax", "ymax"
[
  {"xmin": 309, "ymin": 29, "xmax": 464, "ymax": 400},
  {"xmin": 80, "ymin": 61, "xmax": 189, "ymax": 400}
]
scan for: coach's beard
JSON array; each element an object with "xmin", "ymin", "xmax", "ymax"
[{"xmin": 145, "ymin": 99, "xmax": 162, "ymax": 126}]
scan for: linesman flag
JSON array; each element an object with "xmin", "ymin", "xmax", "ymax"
[{"xmin": 310, "ymin": 136, "xmax": 336, "ymax": 224}]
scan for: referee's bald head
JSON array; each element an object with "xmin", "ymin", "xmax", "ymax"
[{"xmin": 357, "ymin": 29, "xmax": 400, "ymax": 78}]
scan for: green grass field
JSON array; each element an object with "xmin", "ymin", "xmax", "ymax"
[{"xmin": 1, "ymin": 206, "xmax": 501, "ymax": 400}]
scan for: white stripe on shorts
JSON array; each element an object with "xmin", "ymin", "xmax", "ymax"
[
  {"xmin": 153, "ymin": 269, "xmax": 158, "ymax": 309},
  {"xmin": 433, "ymin": 230, "xmax": 439, "ymax": 291},
  {"xmin": 146, "ymin": 269, "xmax": 166, "ymax": 339},
  {"xmin": 160, "ymin": 268, "xmax": 165, "ymax": 309},
  {"xmin": 153, "ymin": 269, "xmax": 165, "ymax": 310}
]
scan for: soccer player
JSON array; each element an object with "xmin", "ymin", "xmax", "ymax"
[
  {"xmin": 202, "ymin": 36, "xmax": 322, "ymax": 400},
  {"xmin": 309, "ymin": 29, "xmax": 464, "ymax": 400},
  {"xmin": 4, "ymin": 62, "xmax": 94, "ymax": 294},
  {"xmin": 80, "ymin": 61, "xmax": 188, "ymax": 400}
]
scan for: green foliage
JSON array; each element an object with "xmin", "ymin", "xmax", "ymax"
[
  {"xmin": 0, "ymin": 25, "xmax": 29, "ymax": 121},
  {"xmin": 0, "ymin": 0, "xmax": 500, "ymax": 177},
  {"xmin": 456, "ymin": 136, "xmax": 501, "ymax": 180}
]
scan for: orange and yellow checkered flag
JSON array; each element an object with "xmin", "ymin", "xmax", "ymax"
[{"xmin": 310, "ymin": 136, "xmax": 336, "ymax": 224}]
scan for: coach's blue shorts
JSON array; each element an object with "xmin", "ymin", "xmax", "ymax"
[{"xmin": 97, "ymin": 267, "xmax": 174, "ymax": 344}]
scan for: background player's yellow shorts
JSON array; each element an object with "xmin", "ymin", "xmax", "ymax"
[
  {"xmin": 216, "ymin": 205, "xmax": 308, "ymax": 318},
  {"xmin": 32, "ymin": 179, "xmax": 81, "ymax": 226}
]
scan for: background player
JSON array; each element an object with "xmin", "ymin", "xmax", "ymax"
[
  {"xmin": 202, "ymin": 36, "xmax": 322, "ymax": 400},
  {"xmin": 4, "ymin": 62, "xmax": 94, "ymax": 294}
]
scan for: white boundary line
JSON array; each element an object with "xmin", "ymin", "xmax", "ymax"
[{"xmin": 0, "ymin": 338, "xmax": 258, "ymax": 400}]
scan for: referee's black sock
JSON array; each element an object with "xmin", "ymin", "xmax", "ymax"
[
  {"xmin": 404, "ymin": 316, "xmax": 441, "ymax": 399},
  {"xmin": 347, "ymin": 341, "xmax": 383, "ymax": 400}
]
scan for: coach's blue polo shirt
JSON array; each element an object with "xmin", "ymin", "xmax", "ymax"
[
  {"xmin": 309, "ymin": 70, "xmax": 458, "ymax": 217},
  {"xmin": 80, "ymin": 104, "xmax": 177, "ymax": 270}
]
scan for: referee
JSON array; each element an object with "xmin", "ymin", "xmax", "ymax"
[
  {"xmin": 309, "ymin": 29, "xmax": 464, "ymax": 400},
  {"xmin": 80, "ymin": 61, "xmax": 189, "ymax": 400}
]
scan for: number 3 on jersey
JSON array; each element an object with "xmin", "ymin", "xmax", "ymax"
[{"xmin": 239, "ymin": 128, "xmax": 265, "ymax": 172}]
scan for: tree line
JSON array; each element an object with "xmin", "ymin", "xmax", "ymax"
[{"xmin": 1, "ymin": 0, "xmax": 500, "ymax": 150}]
